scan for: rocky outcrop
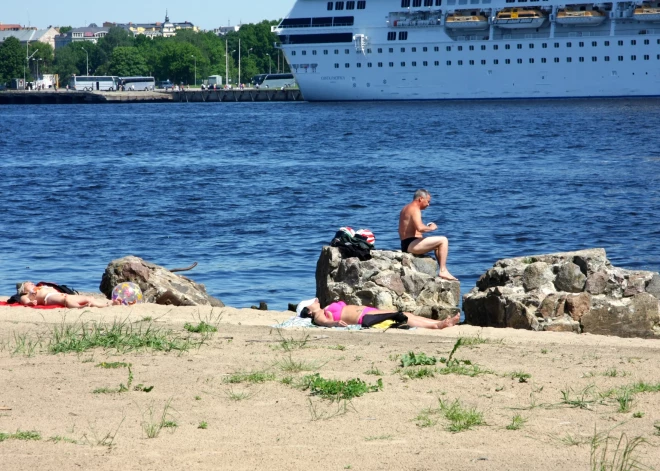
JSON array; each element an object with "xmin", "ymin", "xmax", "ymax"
[
  {"xmin": 100, "ymin": 256, "xmax": 224, "ymax": 307},
  {"xmin": 463, "ymin": 248, "xmax": 660, "ymax": 338},
  {"xmin": 316, "ymin": 246, "xmax": 459, "ymax": 319}
]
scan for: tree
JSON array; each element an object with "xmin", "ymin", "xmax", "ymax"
[
  {"xmin": 97, "ymin": 27, "xmax": 134, "ymax": 56},
  {"xmin": 155, "ymin": 41, "xmax": 206, "ymax": 84},
  {"xmin": 27, "ymin": 42, "xmax": 54, "ymax": 76},
  {"xmin": 58, "ymin": 26, "xmax": 73, "ymax": 34},
  {"xmin": 108, "ymin": 47, "xmax": 148, "ymax": 76},
  {"xmin": 0, "ymin": 37, "xmax": 25, "ymax": 83}
]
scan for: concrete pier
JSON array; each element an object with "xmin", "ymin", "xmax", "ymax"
[{"xmin": 0, "ymin": 88, "xmax": 304, "ymax": 105}]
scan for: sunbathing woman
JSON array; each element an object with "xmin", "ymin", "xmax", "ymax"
[
  {"xmin": 296, "ymin": 298, "xmax": 460, "ymax": 329},
  {"xmin": 17, "ymin": 281, "xmax": 118, "ymax": 308}
]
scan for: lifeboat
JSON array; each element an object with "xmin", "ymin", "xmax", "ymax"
[
  {"xmin": 633, "ymin": 6, "xmax": 660, "ymax": 21},
  {"xmin": 445, "ymin": 12, "xmax": 489, "ymax": 30},
  {"xmin": 556, "ymin": 9, "xmax": 607, "ymax": 26},
  {"xmin": 493, "ymin": 8, "xmax": 547, "ymax": 29}
]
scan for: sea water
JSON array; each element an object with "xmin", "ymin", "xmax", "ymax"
[{"xmin": 1, "ymin": 99, "xmax": 659, "ymax": 310}]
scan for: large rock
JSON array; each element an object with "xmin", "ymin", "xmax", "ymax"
[
  {"xmin": 463, "ymin": 248, "xmax": 660, "ymax": 339},
  {"xmin": 100, "ymin": 256, "xmax": 224, "ymax": 307},
  {"xmin": 316, "ymin": 246, "xmax": 459, "ymax": 319}
]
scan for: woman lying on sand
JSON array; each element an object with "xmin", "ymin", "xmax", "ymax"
[
  {"xmin": 296, "ymin": 298, "xmax": 460, "ymax": 329},
  {"xmin": 16, "ymin": 281, "xmax": 118, "ymax": 308}
]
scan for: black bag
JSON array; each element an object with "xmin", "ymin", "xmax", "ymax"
[
  {"xmin": 360, "ymin": 311, "xmax": 409, "ymax": 329},
  {"xmin": 330, "ymin": 229, "xmax": 373, "ymax": 261},
  {"xmin": 37, "ymin": 282, "xmax": 78, "ymax": 295}
]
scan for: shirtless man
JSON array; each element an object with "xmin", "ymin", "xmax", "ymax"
[{"xmin": 398, "ymin": 188, "xmax": 458, "ymax": 281}]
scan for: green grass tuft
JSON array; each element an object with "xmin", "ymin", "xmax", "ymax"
[
  {"xmin": 438, "ymin": 399, "xmax": 486, "ymax": 432},
  {"xmin": 183, "ymin": 321, "xmax": 217, "ymax": 334},
  {"xmin": 0, "ymin": 430, "xmax": 41, "ymax": 442},
  {"xmin": 300, "ymin": 373, "xmax": 382, "ymax": 402},
  {"xmin": 400, "ymin": 351, "xmax": 437, "ymax": 367},
  {"xmin": 224, "ymin": 371, "xmax": 275, "ymax": 384},
  {"xmin": 505, "ymin": 414, "xmax": 527, "ymax": 431}
]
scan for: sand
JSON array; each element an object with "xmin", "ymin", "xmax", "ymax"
[{"xmin": 1, "ymin": 300, "xmax": 659, "ymax": 470}]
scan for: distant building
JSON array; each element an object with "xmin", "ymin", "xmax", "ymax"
[
  {"xmin": 0, "ymin": 23, "xmax": 23, "ymax": 31},
  {"xmin": 214, "ymin": 25, "xmax": 241, "ymax": 36},
  {"xmin": 0, "ymin": 27, "xmax": 59, "ymax": 49},
  {"xmin": 107, "ymin": 12, "xmax": 198, "ymax": 40},
  {"xmin": 55, "ymin": 24, "xmax": 110, "ymax": 49}
]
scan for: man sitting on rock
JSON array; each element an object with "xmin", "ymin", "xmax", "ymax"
[{"xmin": 398, "ymin": 188, "xmax": 457, "ymax": 281}]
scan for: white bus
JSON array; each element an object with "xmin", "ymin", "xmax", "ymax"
[
  {"xmin": 69, "ymin": 76, "xmax": 119, "ymax": 91},
  {"xmin": 120, "ymin": 76, "xmax": 156, "ymax": 91},
  {"xmin": 251, "ymin": 73, "xmax": 296, "ymax": 89}
]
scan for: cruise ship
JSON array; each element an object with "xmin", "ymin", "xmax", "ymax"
[{"xmin": 272, "ymin": 0, "xmax": 660, "ymax": 100}]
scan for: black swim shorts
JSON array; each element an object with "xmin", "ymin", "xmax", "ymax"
[{"xmin": 401, "ymin": 237, "xmax": 420, "ymax": 253}]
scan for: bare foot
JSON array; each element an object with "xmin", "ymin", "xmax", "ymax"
[
  {"xmin": 437, "ymin": 314, "xmax": 461, "ymax": 329},
  {"xmin": 439, "ymin": 269, "xmax": 458, "ymax": 281}
]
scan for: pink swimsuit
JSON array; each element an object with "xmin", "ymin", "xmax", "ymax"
[{"xmin": 325, "ymin": 302, "xmax": 379, "ymax": 324}]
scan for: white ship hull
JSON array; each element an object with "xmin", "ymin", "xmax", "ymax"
[
  {"xmin": 555, "ymin": 15, "xmax": 607, "ymax": 26},
  {"xmin": 275, "ymin": 0, "xmax": 660, "ymax": 101}
]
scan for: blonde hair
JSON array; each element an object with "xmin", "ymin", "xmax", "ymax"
[{"xmin": 16, "ymin": 282, "xmax": 30, "ymax": 296}]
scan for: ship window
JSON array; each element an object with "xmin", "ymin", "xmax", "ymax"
[
  {"xmin": 423, "ymin": 60, "xmax": 428, "ymax": 65},
  {"xmin": 378, "ymin": 48, "xmax": 382, "ymax": 53},
  {"xmin": 412, "ymin": 61, "xmax": 417, "ymax": 66},
  {"xmin": 542, "ymin": 43, "xmax": 547, "ymax": 48},
  {"xmin": 378, "ymin": 62, "xmax": 383, "ymax": 66},
  {"xmin": 657, "ymin": 54, "xmax": 660, "ymax": 59},
  {"xmin": 346, "ymin": 0, "xmax": 355, "ymax": 9},
  {"xmin": 423, "ymin": 46, "xmax": 428, "ymax": 51},
  {"xmin": 313, "ymin": 50, "xmax": 317, "ymax": 55},
  {"xmin": 291, "ymin": 51, "xmax": 297, "ymax": 56},
  {"xmin": 458, "ymin": 45, "xmax": 463, "ymax": 51},
  {"xmin": 401, "ymin": 61, "xmax": 406, "ymax": 66},
  {"xmin": 328, "ymin": 1, "xmax": 333, "ymax": 10},
  {"xmin": 604, "ymin": 56, "xmax": 609, "ymax": 61},
  {"xmin": 505, "ymin": 59, "xmax": 510, "ymax": 64},
  {"xmin": 335, "ymin": 1, "xmax": 344, "ymax": 10},
  {"xmin": 401, "ymin": 47, "xmax": 406, "ymax": 52},
  {"xmin": 517, "ymin": 44, "xmax": 522, "ymax": 49},
  {"xmin": 493, "ymin": 59, "xmax": 498, "ymax": 64},
  {"xmin": 399, "ymin": 31, "xmax": 408, "ymax": 40},
  {"xmin": 389, "ymin": 47, "xmax": 394, "ymax": 52},
  {"xmin": 554, "ymin": 57, "xmax": 559, "ymax": 62},
  {"xmin": 389, "ymin": 62, "xmax": 395, "ymax": 66},
  {"xmin": 356, "ymin": 62, "xmax": 361, "ymax": 67},
  {"xmin": 644, "ymin": 39, "xmax": 649, "ymax": 45},
  {"xmin": 445, "ymin": 60, "xmax": 450, "ymax": 65},
  {"xmin": 618, "ymin": 40, "xmax": 623, "ymax": 46},
  {"xmin": 334, "ymin": 63, "xmax": 339, "ymax": 67},
  {"xmin": 505, "ymin": 44, "xmax": 510, "ymax": 50},
  {"xmin": 481, "ymin": 59, "xmax": 486, "ymax": 64},
  {"xmin": 458, "ymin": 60, "xmax": 463, "ymax": 65},
  {"xmin": 528, "ymin": 58, "xmax": 534, "ymax": 63},
  {"xmin": 435, "ymin": 46, "xmax": 440, "ymax": 51},
  {"xmin": 554, "ymin": 42, "xmax": 559, "ymax": 48},
  {"xmin": 469, "ymin": 45, "xmax": 474, "ymax": 51},
  {"xmin": 592, "ymin": 56, "xmax": 597, "ymax": 62},
  {"xmin": 335, "ymin": 49, "xmax": 339, "ymax": 54},
  {"xmin": 357, "ymin": 0, "xmax": 366, "ymax": 8},
  {"xmin": 345, "ymin": 63, "xmax": 350, "ymax": 67},
  {"xmin": 592, "ymin": 41, "xmax": 597, "ymax": 47},
  {"xmin": 469, "ymin": 59, "xmax": 475, "ymax": 65},
  {"xmin": 401, "ymin": 0, "xmax": 411, "ymax": 6},
  {"xmin": 618, "ymin": 56, "xmax": 623, "ymax": 61},
  {"xmin": 436, "ymin": 0, "xmax": 442, "ymax": 5},
  {"xmin": 566, "ymin": 57, "xmax": 572, "ymax": 62},
  {"xmin": 424, "ymin": 0, "xmax": 433, "ymax": 5},
  {"xmin": 567, "ymin": 42, "xmax": 572, "ymax": 47},
  {"xmin": 368, "ymin": 62, "xmax": 372, "ymax": 66},
  {"xmin": 579, "ymin": 57, "xmax": 584, "ymax": 62},
  {"xmin": 631, "ymin": 40, "xmax": 636, "ymax": 45},
  {"xmin": 345, "ymin": 49, "xmax": 350, "ymax": 53},
  {"xmin": 413, "ymin": 0, "xmax": 422, "ymax": 6},
  {"xmin": 367, "ymin": 48, "xmax": 372, "ymax": 53},
  {"xmin": 658, "ymin": 39, "xmax": 660, "ymax": 44},
  {"xmin": 387, "ymin": 32, "xmax": 396, "ymax": 40},
  {"xmin": 506, "ymin": 0, "xmax": 515, "ymax": 3},
  {"xmin": 412, "ymin": 47, "xmax": 417, "ymax": 52},
  {"xmin": 541, "ymin": 57, "xmax": 546, "ymax": 63},
  {"xmin": 493, "ymin": 44, "xmax": 498, "ymax": 50},
  {"xmin": 579, "ymin": 42, "xmax": 584, "ymax": 47},
  {"xmin": 644, "ymin": 54, "xmax": 649, "ymax": 60},
  {"xmin": 481, "ymin": 45, "xmax": 486, "ymax": 50},
  {"xmin": 517, "ymin": 58, "xmax": 522, "ymax": 63},
  {"xmin": 447, "ymin": 46, "xmax": 451, "ymax": 51},
  {"xmin": 604, "ymin": 41, "xmax": 609, "ymax": 46},
  {"xmin": 324, "ymin": 50, "xmax": 328, "ymax": 54},
  {"xmin": 631, "ymin": 55, "xmax": 636, "ymax": 60}
]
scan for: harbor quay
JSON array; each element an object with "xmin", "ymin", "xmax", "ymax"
[{"xmin": 0, "ymin": 88, "xmax": 304, "ymax": 105}]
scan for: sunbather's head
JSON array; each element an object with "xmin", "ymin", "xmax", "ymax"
[
  {"xmin": 297, "ymin": 298, "xmax": 324, "ymax": 325},
  {"xmin": 16, "ymin": 281, "xmax": 35, "ymax": 296}
]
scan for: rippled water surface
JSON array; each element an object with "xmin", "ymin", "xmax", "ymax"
[{"xmin": 1, "ymin": 99, "xmax": 659, "ymax": 309}]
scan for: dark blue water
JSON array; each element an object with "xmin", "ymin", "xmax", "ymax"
[{"xmin": 1, "ymin": 100, "xmax": 659, "ymax": 310}]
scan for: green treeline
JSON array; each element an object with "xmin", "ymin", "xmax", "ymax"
[{"xmin": 0, "ymin": 20, "xmax": 287, "ymax": 86}]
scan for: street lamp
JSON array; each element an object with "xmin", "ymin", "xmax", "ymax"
[
  {"xmin": 81, "ymin": 47, "xmax": 89, "ymax": 76},
  {"xmin": 266, "ymin": 53, "xmax": 272, "ymax": 74},
  {"xmin": 231, "ymin": 50, "xmax": 236, "ymax": 86},
  {"xmin": 191, "ymin": 55, "xmax": 196, "ymax": 87},
  {"xmin": 31, "ymin": 58, "xmax": 43, "ymax": 86},
  {"xmin": 25, "ymin": 47, "xmax": 37, "ymax": 91}
]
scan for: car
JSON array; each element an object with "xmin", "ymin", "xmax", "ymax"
[{"xmin": 157, "ymin": 80, "xmax": 174, "ymax": 91}]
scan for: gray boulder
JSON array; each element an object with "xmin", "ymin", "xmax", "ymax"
[
  {"xmin": 463, "ymin": 248, "xmax": 660, "ymax": 339},
  {"xmin": 100, "ymin": 256, "xmax": 224, "ymax": 307},
  {"xmin": 316, "ymin": 246, "xmax": 459, "ymax": 319}
]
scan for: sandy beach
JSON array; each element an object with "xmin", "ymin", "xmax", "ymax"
[{"xmin": 1, "ymin": 300, "xmax": 659, "ymax": 470}]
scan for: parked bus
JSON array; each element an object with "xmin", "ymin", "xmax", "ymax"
[
  {"xmin": 120, "ymin": 76, "xmax": 156, "ymax": 91},
  {"xmin": 69, "ymin": 76, "xmax": 119, "ymax": 91},
  {"xmin": 251, "ymin": 73, "xmax": 296, "ymax": 89}
]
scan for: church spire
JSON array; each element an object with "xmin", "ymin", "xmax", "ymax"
[{"xmin": 165, "ymin": 9, "xmax": 170, "ymax": 23}]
